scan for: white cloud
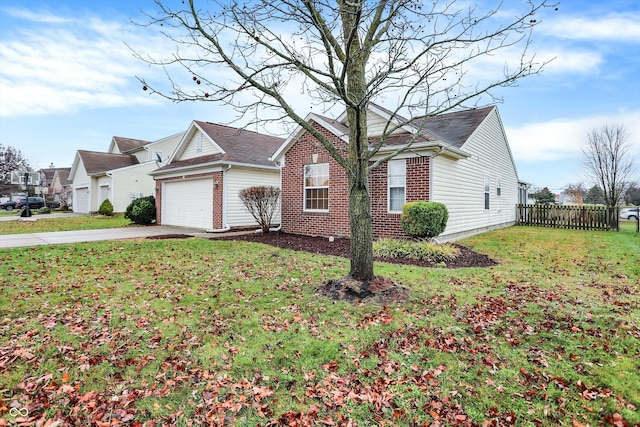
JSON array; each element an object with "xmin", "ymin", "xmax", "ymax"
[
  {"xmin": 543, "ymin": 13, "xmax": 640, "ymax": 42},
  {"xmin": 0, "ymin": 8, "xmax": 168, "ymax": 118},
  {"xmin": 506, "ymin": 110, "xmax": 640, "ymax": 162}
]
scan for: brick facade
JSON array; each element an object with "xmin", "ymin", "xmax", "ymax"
[
  {"xmin": 282, "ymin": 125, "xmax": 431, "ymax": 239},
  {"xmin": 281, "ymin": 123, "xmax": 351, "ymax": 237}
]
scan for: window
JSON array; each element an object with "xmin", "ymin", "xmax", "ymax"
[
  {"xmin": 484, "ymin": 174, "xmax": 490, "ymax": 210},
  {"xmin": 304, "ymin": 163, "xmax": 329, "ymax": 211},
  {"xmin": 496, "ymin": 178, "xmax": 502, "ymax": 197},
  {"xmin": 388, "ymin": 159, "xmax": 406, "ymax": 212}
]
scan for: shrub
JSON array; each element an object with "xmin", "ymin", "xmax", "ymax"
[
  {"xmin": 401, "ymin": 201, "xmax": 449, "ymax": 239},
  {"xmin": 125, "ymin": 196, "xmax": 156, "ymax": 225},
  {"xmin": 239, "ymin": 186, "xmax": 281, "ymax": 233},
  {"xmin": 37, "ymin": 207, "xmax": 51, "ymax": 214},
  {"xmin": 98, "ymin": 199, "xmax": 114, "ymax": 216},
  {"xmin": 373, "ymin": 238, "xmax": 459, "ymax": 263}
]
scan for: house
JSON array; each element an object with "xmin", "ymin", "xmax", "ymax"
[
  {"xmin": 69, "ymin": 132, "xmax": 183, "ymax": 213},
  {"xmin": 270, "ymin": 104, "xmax": 520, "ymax": 241},
  {"xmin": 36, "ymin": 164, "xmax": 56, "ymax": 198},
  {"xmin": 51, "ymin": 168, "xmax": 72, "ymax": 207},
  {"xmin": 150, "ymin": 121, "xmax": 284, "ymax": 231}
]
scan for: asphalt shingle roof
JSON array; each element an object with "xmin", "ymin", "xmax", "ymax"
[
  {"xmin": 113, "ymin": 136, "xmax": 151, "ymax": 153},
  {"xmin": 77, "ymin": 150, "xmax": 139, "ymax": 175},
  {"xmin": 154, "ymin": 122, "xmax": 285, "ymax": 173}
]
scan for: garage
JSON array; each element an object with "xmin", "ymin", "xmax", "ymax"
[
  {"xmin": 74, "ymin": 187, "xmax": 89, "ymax": 213},
  {"xmin": 162, "ymin": 178, "xmax": 213, "ymax": 229}
]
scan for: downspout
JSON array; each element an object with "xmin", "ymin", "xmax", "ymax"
[{"xmin": 206, "ymin": 164, "xmax": 232, "ymax": 233}]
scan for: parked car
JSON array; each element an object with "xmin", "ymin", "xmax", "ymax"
[
  {"xmin": 14, "ymin": 197, "xmax": 60, "ymax": 210},
  {"xmin": 620, "ymin": 207, "xmax": 639, "ymax": 220},
  {"xmin": 0, "ymin": 200, "xmax": 17, "ymax": 211}
]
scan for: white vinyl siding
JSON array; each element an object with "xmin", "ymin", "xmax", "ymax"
[
  {"xmin": 180, "ymin": 130, "xmax": 221, "ymax": 160},
  {"xmin": 431, "ymin": 108, "xmax": 518, "ymax": 240},
  {"xmin": 366, "ymin": 110, "xmax": 407, "ymax": 137},
  {"xmin": 388, "ymin": 159, "xmax": 406, "ymax": 212},
  {"xmin": 163, "ymin": 178, "xmax": 213, "ymax": 229},
  {"xmin": 108, "ymin": 162, "xmax": 159, "ymax": 212},
  {"xmin": 226, "ymin": 168, "xmax": 281, "ymax": 227},
  {"xmin": 304, "ymin": 163, "xmax": 329, "ymax": 211}
]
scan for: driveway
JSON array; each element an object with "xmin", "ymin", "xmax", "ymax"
[{"xmin": 0, "ymin": 212, "xmax": 256, "ymax": 248}]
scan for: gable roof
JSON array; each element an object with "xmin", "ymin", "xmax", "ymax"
[
  {"xmin": 52, "ymin": 168, "xmax": 72, "ymax": 186},
  {"xmin": 77, "ymin": 150, "xmax": 139, "ymax": 176},
  {"xmin": 152, "ymin": 121, "xmax": 284, "ymax": 174},
  {"xmin": 408, "ymin": 106, "xmax": 494, "ymax": 149},
  {"xmin": 112, "ymin": 136, "xmax": 151, "ymax": 154},
  {"xmin": 272, "ymin": 105, "xmax": 494, "ymax": 162}
]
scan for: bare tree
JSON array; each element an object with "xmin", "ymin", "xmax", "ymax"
[
  {"xmin": 239, "ymin": 186, "xmax": 281, "ymax": 233},
  {"xmin": 135, "ymin": 0, "xmax": 555, "ymax": 281},
  {"xmin": 583, "ymin": 125, "xmax": 636, "ymax": 208},
  {"xmin": 0, "ymin": 144, "xmax": 32, "ymax": 197},
  {"xmin": 563, "ymin": 182, "xmax": 586, "ymax": 205}
]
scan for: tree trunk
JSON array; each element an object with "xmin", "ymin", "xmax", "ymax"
[
  {"xmin": 348, "ymin": 171, "xmax": 374, "ymax": 281},
  {"xmin": 340, "ymin": 0, "xmax": 375, "ymax": 282}
]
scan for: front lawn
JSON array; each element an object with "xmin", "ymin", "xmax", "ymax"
[
  {"xmin": 0, "ymin": 225, "xmax": 638, "ymax": 426},
  {"xmin": 0, "ymin": 214, "xmax": 131, "ymax": 235}
]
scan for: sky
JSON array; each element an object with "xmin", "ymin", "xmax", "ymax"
[{"xmin": 1, "ymin": 0, "xmax": 639, "ymax": 194}]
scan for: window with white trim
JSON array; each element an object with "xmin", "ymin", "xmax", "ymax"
[
  {"xmin": 496, "ymin": 178, "xmax": 502, "ymax": 197},
  {"xmin": 484, "ymin": 174, "xmax": 490, "ymax": 210},
  {"xmin": 304, "ymin": 163, "xmax": 329, "ymax": 211},
  {"xmin": 388, "ymin": 159, "xmax": 406, "ymax": 212}
]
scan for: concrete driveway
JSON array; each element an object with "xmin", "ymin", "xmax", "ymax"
[{"xmin": 0, "ymin": 213, "xmax": 218, "ymax": 248}]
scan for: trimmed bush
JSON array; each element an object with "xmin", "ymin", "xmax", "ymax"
[
  {"xmin": 98, "ymin": 199, "xmax": 114, "ymax": 216},
  {"xmin": 125, "ymin": 196, "xmax": 156, "ymax": 225},
  {"xmin": 37, "ymin": 207, "xmax": 51, "ymax": 214},
  {"xmin": 373, "ymin": 238, "xmax": 459, "ymax": 263},
  {"xmin": 401, "ymin": 201, "xmax": 449, "ymax": 239},
  {"xmin": 239, "ymin": 186, "xmax": 281, "ymax": 233}
]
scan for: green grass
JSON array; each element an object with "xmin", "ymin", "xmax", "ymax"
[
  {"xmin": 0, "ymin": 213, "xmax": 131, "ymax": 234},
  {"xmin": 0, "ymin": 224, "xmax": 638, "ymax": 426}
]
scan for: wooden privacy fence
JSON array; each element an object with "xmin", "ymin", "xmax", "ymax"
[{"xmin": 516, "ymin": 204, "xmax": 619, "ymax": 231}]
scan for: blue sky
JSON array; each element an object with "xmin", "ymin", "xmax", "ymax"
[{"xmin": 1, "ymin": 0, "xmax": 639, "ymax": 194}]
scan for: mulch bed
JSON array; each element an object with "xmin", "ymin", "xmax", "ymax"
[{"xmin": 211, "ymin": 232, "xmax": 498, "ymax": 269}]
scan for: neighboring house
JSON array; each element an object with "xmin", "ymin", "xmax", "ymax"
[
  {"xmin": 51, "ymin": 168, "xmax": 72, "ymax": 207},
  {"xmin": 150, "ymin": 121, "xmax": 284, "ymax": 231},
  {"xmin": 36, "ymin": 164, "xmax": 56, "ymax": 198},
  {"xmin": 69, "ymin": 133, "xmax": 183, "ymax": 213},
  {"xmin": 270, "ymin": 104, "xmax": 520, "ymax": 241}
]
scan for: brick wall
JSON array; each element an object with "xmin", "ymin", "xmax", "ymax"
[
  {"xmin": 371, "ymin": 156, "xmax": 430, "ymax": 238},
  {"xmin": 282, "ymin": 124, "xmax": 431, "ymax": 239},
  {"xmin": 211, "ymin": 171, "xmax": 224, "ymax": 229},
  {"xmin": 281, "ymin": 123, "xmax": 351, "ymax": 237}
]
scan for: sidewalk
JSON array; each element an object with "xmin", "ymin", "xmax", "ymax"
[{"xmin": 0, "ymin": 224, "xmax": 220, "ymax": 249}]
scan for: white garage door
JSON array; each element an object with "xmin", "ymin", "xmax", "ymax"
[
  {"xmin": 163, "ymin": 179, "xmax": 213, "ymax": 229},
  {"xmin": 74, "ymin": 187, "xmax": 89, "ymax": 213}
]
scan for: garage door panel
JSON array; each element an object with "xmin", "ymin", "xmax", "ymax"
[
  {"xmin": 163, "ymin": 179, "xmax": 213, "ymax": 229},
  {"xmin": 75, "ymin": 187, "xmax": 89, "ymax": 214}
]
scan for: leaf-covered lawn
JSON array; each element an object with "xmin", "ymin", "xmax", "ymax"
[
  {"xmin": 0, "ymin": 214, "xmax": 131, "ymax": 235},
  {"xmin": 0, "ymin": 225, "xmax": 638, "ymax": 426}
]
